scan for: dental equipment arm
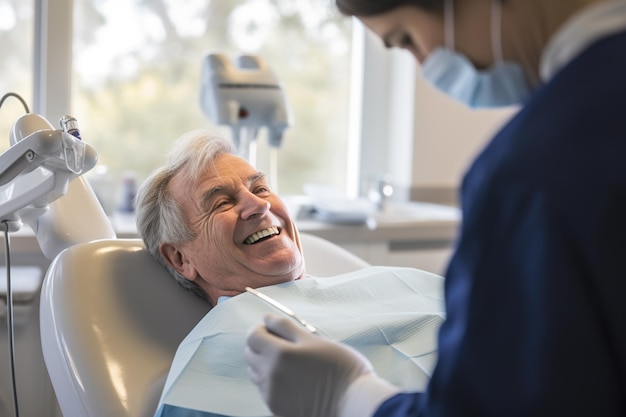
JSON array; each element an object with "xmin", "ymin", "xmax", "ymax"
[
  {"xmin": 245, "ymin": 314, "xmax": 401, "ymax": 417},
  {"xmin": 1, "ymin": 113, "xmax": 115, "ymax": 260},
  {"xmin": 200, "ymin": 53, "xmax": 292, "ymax": 161}
]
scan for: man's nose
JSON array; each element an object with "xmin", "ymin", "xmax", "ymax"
[{"xmin": 239, "ymin": 191, "xmax": 270, "ymax": 220}]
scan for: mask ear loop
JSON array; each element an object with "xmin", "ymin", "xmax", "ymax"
[
  {"xmin": 444, "ymin": 0, "xmax": 455, "ymax": 50},
  {"xmin": 491, "ymin": 0, "xmax": 504, "ymax": 64}
]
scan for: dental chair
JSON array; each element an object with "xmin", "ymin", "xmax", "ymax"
[{"xmin": 40, "ymin": 233, "xmax": 369, "ymax": 417}]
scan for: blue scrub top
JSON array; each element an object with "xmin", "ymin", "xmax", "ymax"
[{"xmin": 375, "ymin": 29, "xmax": 626, "ymax": 417}]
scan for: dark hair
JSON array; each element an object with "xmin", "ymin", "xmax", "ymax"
[{"xmin": 335, "ymin": 0, "xmax": 443, "ymax": 17}]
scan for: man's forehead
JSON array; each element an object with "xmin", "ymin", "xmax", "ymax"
[
  {"xmin": 168, "ymin": 154, "xmax": 266, "ymax": 204},
  {"xmin": 199, "ymin": 164, "xmax": 266, "ymax": 188}
]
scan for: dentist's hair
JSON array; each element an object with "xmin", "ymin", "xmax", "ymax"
[
  {"xmin": 135, "ymin": 130, "xmax": 234, "ymax": 300},
  {"xmin": 335, "ymin": 0, "xmax": 442, "ymax": 16}
]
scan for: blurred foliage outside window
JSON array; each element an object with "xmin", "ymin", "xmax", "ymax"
[
  {"xmin": 72, "ymin": 0, "xmax": 353, "ymax": 208},
  {"xmin": 0, "ymin": 0, "xmax": 33, "ymax": 146}
]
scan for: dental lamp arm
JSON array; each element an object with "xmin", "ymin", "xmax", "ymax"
[
  {"xmin": 31, "ymin": 176, "xmax": 116, "ymax": 260},
  {"xmin": 245, "ymin": 315, "xmax": 401, "ymax": 417},
  {"xmin": 2, "ymin": 113, "xmax": 115, "ymax": 259}
]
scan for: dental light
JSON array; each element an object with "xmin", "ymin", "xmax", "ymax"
[
  {"xmin": 1, "ymin": 113, "xmax": 92, "ymax": 230},
  {"xmin": 1, "ymin": 113, "xmax": 114, "ymax": 259},
  {"xmin": 200, "ymin": 53, "xmax": 293, "ymax": 166}
]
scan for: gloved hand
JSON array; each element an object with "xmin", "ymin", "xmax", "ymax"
[{"xmin": 245, "ymin": 314, "xmax": 396, "ymax": 417}]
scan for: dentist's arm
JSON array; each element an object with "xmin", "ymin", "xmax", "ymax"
[{"xmin": 245, "ymin": 314, "xmax": 400, "ymax": 417}]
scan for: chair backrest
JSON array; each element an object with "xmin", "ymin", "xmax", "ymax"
[{"xmin": 40, "ymin": 233, "xmax": 369, "ymax": 417}]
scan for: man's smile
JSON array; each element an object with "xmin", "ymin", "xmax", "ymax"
[{"xmin": 244, "ymin": 226, "xmax": 281, "ymax": 244}]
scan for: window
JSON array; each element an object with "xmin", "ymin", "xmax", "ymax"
[
  {"xmin": 0, "ymin": 0, "xmax": 34, "ymax": 151},
  {"xmin": 71, "ymin": 0, "xmax": 353, "ymax": 202}
]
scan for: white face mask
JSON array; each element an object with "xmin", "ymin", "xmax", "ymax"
[{"xmin": 421, "ymin": 0, "xmax": 532, "ymax": 108}]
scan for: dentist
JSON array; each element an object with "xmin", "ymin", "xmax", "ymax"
[{"xmin": 245, "ymin": 0, "xmax": 626, "ymax": 416}]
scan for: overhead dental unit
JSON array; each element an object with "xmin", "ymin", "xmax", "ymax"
[{"xmin": 200, "ymin": 53, "xmax": 293, "ymax": 190}]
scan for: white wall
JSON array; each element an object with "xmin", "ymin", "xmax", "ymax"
[{"xmin": 411, "ymin": 73, "xmax": 518, "ymax": 188}]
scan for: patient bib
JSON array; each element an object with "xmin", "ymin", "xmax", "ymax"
[{"xmin": 156, "ymin": 266, "xmax": 445, "ymax": 417}]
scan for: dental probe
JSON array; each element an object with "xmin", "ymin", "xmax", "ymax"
[{"xmin": 245, "ymin": 287, "xmax": 318, "ymax": 334}]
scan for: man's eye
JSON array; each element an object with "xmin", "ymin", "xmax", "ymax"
[
  {"xmin": 213, "ymin": 200, "xmax": 231, "ymax": 210},
  {"xmin": 254, "ymin": 186, "xmax": 270, "ymax": 195}
]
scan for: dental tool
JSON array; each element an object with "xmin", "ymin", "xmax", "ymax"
[
  {"xmin": 59, "ymin": 114, "xmax": 83, "ymax": 140},
  {"xmin": 245, "ymin": 287, "xmax": 318, "ymax": 334}
]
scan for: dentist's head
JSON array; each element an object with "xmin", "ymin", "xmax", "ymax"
[
  {"xmin": 135, "ymin": 130, "xmax": 304, "ymax": 305},
  {"xmin": 336, "ymin": 0, "xmax": 607, "ymax": 108}
]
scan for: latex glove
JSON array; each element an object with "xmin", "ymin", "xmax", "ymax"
[{"xmin": 245, "ymin": 314, "xmax": 398, "ymax": 417}]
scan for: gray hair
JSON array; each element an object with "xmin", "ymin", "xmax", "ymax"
[{"xmin": 135, "ymin": 130, "xmax": 234, "ymax": 300}]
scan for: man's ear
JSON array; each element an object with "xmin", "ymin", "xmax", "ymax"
[{"xmin": 159, "ymin": 243, "xmax": 198, "ymax": 281}]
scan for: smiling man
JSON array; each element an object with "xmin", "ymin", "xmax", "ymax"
[
  {"xmin": 135, "ymin": 129, "xmax": 305, "ymax": 306},
  {"xmin": 136, "ymin": 130, "xmax": 446, "ymax": 417}
]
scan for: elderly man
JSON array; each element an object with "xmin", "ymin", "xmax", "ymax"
[
  {"xmin": 135, "ymin": 129, "xmax": 305, "ymax": 306},
  {"xmin": 135, "ymin": 130, "xmax": 444, "ymax": 417}
]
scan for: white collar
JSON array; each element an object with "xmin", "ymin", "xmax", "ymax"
[{"xmin": 540, "ymin": 1, "xmax": 626, "ymax": 82}]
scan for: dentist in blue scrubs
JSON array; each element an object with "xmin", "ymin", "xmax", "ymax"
[{"xmin": 245, "ymin": 0, "xmax": 626, "ymax": 416}]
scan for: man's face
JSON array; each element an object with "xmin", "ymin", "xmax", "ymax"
[{"xmin": 161, "ymin": 153, "xmax": 305, "ymax": 305}]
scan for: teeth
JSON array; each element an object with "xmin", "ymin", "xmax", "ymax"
[{"xmin": 244, "ymin": 226, "xmax": 280, "ymax": 244}]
